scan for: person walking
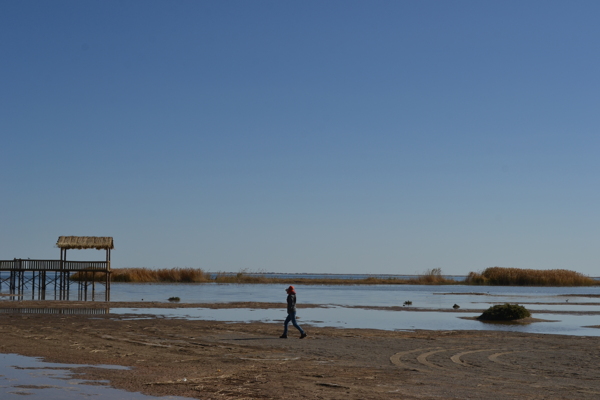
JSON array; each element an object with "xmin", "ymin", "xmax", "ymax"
[{"xmin": 280, "ymin": 285, "xmax": 307, "ymax": 339}]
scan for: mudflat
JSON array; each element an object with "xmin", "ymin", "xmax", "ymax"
[{"xmin": 1, "ymin": 301, "xmax": 599, "ymax": 399}]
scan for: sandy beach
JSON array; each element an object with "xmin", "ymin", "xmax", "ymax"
[{"xmin": 1, "ymin": 301, "xmax": 599, "ymax": 400}]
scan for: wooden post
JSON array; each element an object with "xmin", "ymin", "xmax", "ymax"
[
  {"xmin": 106, "ymin": 248, "xmax": 111, "ymax": 301},
  {"xmin": 41, "ymin": 270, "xmax": 46, "ymax": 300},
  {"xmin": 17, "ymin": 260, "xmax": 23, "ymax": 295},
  {"xmin": 62, "ymin": 249, "xmax": 67, "ymax": 300},
  {"xmin": 59, "ymin": 249, "xmax": 63, "ymax": 299}
]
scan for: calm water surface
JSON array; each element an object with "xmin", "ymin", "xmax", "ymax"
[
  {"xmin": 3, "ymin": 283, "xmax": 600, "ymax": 336},
  {"xmin": 105, "ymin": 283, "xmax": 600, "ymax": 337},
  {"xmin": 113, "ymin": 306, "xmax": 600, "ymax": 337},
  {"xmin": 108, "ymin": 282, "xmax": 600, "ymax": 306}
]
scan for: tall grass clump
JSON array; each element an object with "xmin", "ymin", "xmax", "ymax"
[
  {"xmin": 466, "ymin": 267, "xmax": 596, "ymax": 286},
  {"xmin": 407, "ymin": 268, "xmax": 456, "ymax": 285}
]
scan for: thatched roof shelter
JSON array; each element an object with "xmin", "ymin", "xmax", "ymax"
[{"xmin": 56, "ymin": 236, "xmax": 114, "ymax": 250}]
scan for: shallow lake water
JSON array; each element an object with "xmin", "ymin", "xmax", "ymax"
[
  {"xmin": 106, "ymin": 283, "xmax": 600, "ymax": 336},
  {"xmin": 0, "ymin": 353, "xmax": 189, "ymax": 400},
  {"xmin": 3, "ymin": 283, "xmax": 600, "ymax": 336},
  {"xmin": 113, "ymin": 305, "xmax": 600, "ymax": 337},
  {"xmin": 106, "ymin": 282, "xmax": 600, "ymax": 307}
]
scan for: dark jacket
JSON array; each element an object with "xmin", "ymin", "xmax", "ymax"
[{"xmin": 286, "ymin": 293, "xmax": 296, "ymax": 314}]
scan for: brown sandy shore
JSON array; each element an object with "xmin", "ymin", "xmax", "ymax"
[{"xmin": 1, "ymin": 301, "xmax": 600, "ymax": 399}]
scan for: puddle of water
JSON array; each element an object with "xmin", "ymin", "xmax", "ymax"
[
  {"xmin": 112, "ymin": 306, "xmax": 600, "ymax": 337},
  {"xmin": 0, "ymin": 353, "xmax": 190, "ymax": 400}
]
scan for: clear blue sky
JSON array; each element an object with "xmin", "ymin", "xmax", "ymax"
[{"xmin": 2, "ymin": 1, "xmax": 599, "ymax": 276}]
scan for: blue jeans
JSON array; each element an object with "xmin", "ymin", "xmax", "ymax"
[{"xmin": 283, "ymin": 311, "xmax": 305, "ymax": 335}]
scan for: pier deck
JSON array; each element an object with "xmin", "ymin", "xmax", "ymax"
[{"xmin": 0, "ymin": 258, "xmax": 111, "ymax": 301}]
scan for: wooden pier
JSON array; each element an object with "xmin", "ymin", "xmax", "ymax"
[{"xmin": 0, "ymin": 236, "xmax": 113, "ymax": 301}]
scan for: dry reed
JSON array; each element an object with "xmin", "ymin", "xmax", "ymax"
[
  {"xmin": 72, "ymin": 268, "xmax": 210, "ymax": 283},
  {"xmin": 72, "ymin": 267, "xmax": 596, "ymax": 286},
  {"xmin": 209, "ymin": 268, "xmax": 459, "ymax": 285},
  {"xmin": 72, "ymin": 268, "xmax": 460, "ymax": 285},
  {"xmin": 405, "ymin": 268, "xmax": 456, "ymax": 285},
  {"xmin": 213, "ymin": 275, "xmax": 411, "ymax": 285},
  {"xmin": 466, "ymin": 267, "xmax": 596, "ymax": 286}
]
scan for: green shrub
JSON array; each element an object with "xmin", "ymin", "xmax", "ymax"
[{"xmin": 478, "ymin": 303, "xmax": 531, "ymax": 321}]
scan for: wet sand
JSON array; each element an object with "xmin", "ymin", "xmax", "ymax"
[{"xmin": 1, "ymin": 301, "xmax": 600, "ymax": 399}]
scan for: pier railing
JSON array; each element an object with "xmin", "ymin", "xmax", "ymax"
[{"xmin": 0, "ymin": 259, "xmax": 110, "ymax": 272}]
